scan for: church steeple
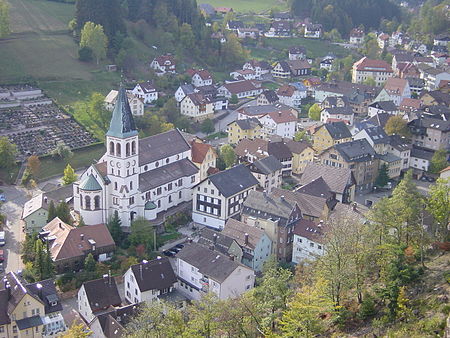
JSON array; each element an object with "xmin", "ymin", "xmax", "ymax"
[{"xmin": 106, "ymin": 86, "xmax": 138, "ymax": 139}]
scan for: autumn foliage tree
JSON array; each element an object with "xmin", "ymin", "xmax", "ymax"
[{"xmin": 27, "ymin": 155, "xmax": 41, "ymax": 177}]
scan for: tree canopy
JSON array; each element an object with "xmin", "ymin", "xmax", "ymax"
[
  {"xmin": 0, "ymin": 0, "xmax": 10, "ymax": 38},
  {"xmin": 80, "ymin": 22, "xmax": 108, "ymax": 64}
]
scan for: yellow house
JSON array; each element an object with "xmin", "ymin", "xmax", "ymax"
[
  {"xmin": 227, "ymin": 118, "xmax": 263, "ymax": 144},
  {"xmin": 312, "ymin": 122, "xmax": 352, "ymax": 153},
  {"xmin": 191, "ymin": 140, "xmax": 218, "ymax": 181},
  {"xmin": 285, "ymin": 140, "xmax": 314, "ymax": 174}
]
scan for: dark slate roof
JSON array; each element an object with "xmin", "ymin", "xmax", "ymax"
[
  {"xmin": 299, "ymin": 163, "xmax": 355, "ymax": 195},
  {"xmin": 27, "ymin": 279, "xmax": 62, "ymax": 314},
  {"xmin": 293, "ymin": 219, "xmax": 325, "ymax": 243},
  {"xmin": 409, "ymin": 116, "xmax": 450, "ymax": 132},
  {"xmin": 198, "ymin": 228, "xmax": 235, "ymax": 256},
  {"xmin": 363, "ymin": 126, "xmax": 389, "ymax": 144},
  {"xmin": 106, "ymin": 87, "xmax": 138, "ymax": 139},
  {"xmin": 249, "ymin": 155, "xmax": 283, "ymax": 175},
  {"xmin": 139, "ymin": 158, "xmax": 198, "ymax": 192},
  {"xmin": 0, "ymin": 290, "xmax": 9, "ymax": 325},
  {"xmin": 16, "ymin": 315, "xmax": 43, "ymax": 330},
  {"xmin": 94, "ymin": 304, "xmax": 140, "ymax": 338},
  {"xmin": 410, "ymin": 145, "xmax": 434, "ymax": 161},
  {"xmin": 176, "ymin": 242, "xmax": 249, "ymax": 283},
  {"xmin": 130, "ymin": 258, "xmax": 177, "ymax": 292},
  {"xmin": 208, "ymin": 164, "xmax": 258, "ymax": 198},
  {"xmin": 44, "ymin": 184, "xmax": 74, "ymax": 203},
  {"xmin": 138, "ymin": 129, "xmax": 191, "ymax": 166},
  {"xmin": 389, "ymin": 134, "xmax": 412, "ymax": 152},
  {"xmin": 232, "ymin": 118, "xmax": 261, "ymax": 130},
  {"xmin": 260, "ymin": 90, "xmax": 279, "ymax": 103},
  {"xmin": 82, "ymin": 277, "xmax": 121, "ymax": 313},
  {"xmin": 366, "ymin": 113, "xmax": 391, "ymax": 128},
  {"xmin": 369, "ymin": 101, "xmax": 398, "ymax": 112},
  {"xmin": 228, "ymin": 20, "xmax": 244, "ymax": 29},
  {"xmin": 267, "ymin": 141, "xmax": 293, "ymax": 160},
  {"xmin": 296, "ymin": 176, "xmax": 333, "ymax": 200},
  {"xmin": 289, "ymin": 46, "xmax": 306, "ymax": 54},
  {"xmin": 271, "ymin": 188, "xmax": 326, "ymax": 219},
  {"xmin": 334, "ymin": 139, "xmax": 376, "ymax": 162},
  {"xmin": 180, "ymin": 84, "xmax": 195, "ymax": 95},
  {"xmin": 324, "ymin": 122, "xmax": 352, "ymax": 140},
  {"xmin": 323, "ymin": 106, "xmax": 354, "ymax": 116}
]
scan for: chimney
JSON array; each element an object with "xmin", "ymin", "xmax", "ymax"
[
  {"xmin": 244, "ymin": 233, "xmax": 249, "ymax": 246},
  {"xmin": 103, "ymin": 273, "xmax": 109, "ymax": 284},
  {"xmin": 44, "ymin": 197, "xmax": 48, "ymax": 204},
  {"xmin": 188, "ymin": 238, "xmax": 193, "ymax": 243},
  {"xmin": 280, "ymin": 195, "xmax": 285, "ymax": 201},
  {"xmin": 352, "ymin": 203, "xmax": 357, "ymax": 211},
  {"xmin": 5, "ymin": 282, "xmax": 10, "ymax": 300},
  {"xmin": 80, "ymin": 234, "xmax": 84, "ymax": 241},
  {"xmin": 229, "ymin": 255, "xmax": 235, "ymax": 261},
  {"xmin": 139, "ymin": 264, "xmax": 143, "ymax": 280},
  {"xmin": 213, "ymin": 233, "xmax": 217, "ymax": 244},
  {"xmin": 59, "ymin": 222, "xmax": 63, "ymax": 230},
  {"xmin": 318, "ymin": 220, "xmax": 323, "ymax": 227}
]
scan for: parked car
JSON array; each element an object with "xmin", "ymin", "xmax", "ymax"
[
  {"xmin": 0, "ymin": 195, "xmax": 5, "ymax": 202},
  {"xmin": 0, "ymin": 250, "xmax": 4, "ymax": 262},
  {"xmin": 170, "ymin": 247, "xmax": 182, "ymax": 253},
  {"xmin": 175, "ymin": 243, "xmax": 184, "ymax": 249},
  {"xmin": 0, "ymin": 232, "xmax": 5, "ymax": 246},
  {"xmin": 163, "ymin": 250, "xmax": 175, "ymax": 257}
]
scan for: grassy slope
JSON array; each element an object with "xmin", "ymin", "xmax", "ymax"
[
  {"xmin": 202, "ymin": 0, "xmax": 288, "ymax": 13},
  {"xmin": 263, "ymin": 37, "xmax": 349, "ymax": 58}
]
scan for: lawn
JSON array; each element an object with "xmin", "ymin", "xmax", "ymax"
[
  {"xmin": 262, "ymin": 82, "xmax": 281, "ymax": 90},
  {"xmin": 202, "ymin": 0, "xmax": 288, "ymax": 13},
  {"xmin": 262, "ymin": 37, "xmax": 349, "ymax": 58},
  {"xmin": 35, "ymin": 143, "xmax": 106, "ymax": 181}
]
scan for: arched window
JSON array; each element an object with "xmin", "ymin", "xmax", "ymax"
[
  {"xmin": 131, "ymin": 141, "xmax": 136, "ymax": 155},
  {"xmin": 130, "ymin": 181, "xmax": 133, "ymax": 190},
  {"xmin": 126, "ymin": 143, "xmax": 130, "ymax": 157},
  {"xmin": 94, "ymin": 196, "xmax": 100, "ymax": 210},
  {"xmin": 109, "ymin": 142, "xmax": 115, "ymax": 156},
  {"xmin": 116, "ymin": 143, "xmax": 121, "ymax": 156},
  {"xmin": 85, "ymin": 196, "xmax": 91, "ymax": 210}
]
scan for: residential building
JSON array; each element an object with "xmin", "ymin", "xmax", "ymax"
[
  {"xmin": 299, "ymin": 163, "xmax": 356, "ymax": 203},
  {"xmin": 368, "ymin": 101, "xmax": 399, "ymax": 117},
  {"xmin": 105, "ymin": 90, "xmax": 145, "ymax": 116},
  {"xmin": 408, "ymin": 115, "xmax": 450, "ymax": 151},
  {"xmin": 230, "ymin": 69, "xmax": 258, "ymax": 81},
  {"xmin": 191, "ymin": 69, "xmax": 213, "ymax": 87},
  {"xmin": 272, "ymin": 60, "xmax": 311, "ymax": 78},
  {"xmin": 292, "ymin": 219, "xmax": 325, "ymax": 264},
  {"xmin": 180, "ymin": 93, "xmax": 214, "ymax": 121},
  {"xmin": 388, "ymin": 134, "xmax": 412, "ymax": 170},
  {"xmin": 377, "ymin": 33, "xmax": 391, "ymax": 49},
  {"xmin": 439, "ymin": 166, "xmax": 450, "ymax": 180},
  {"xmin": 197, "ymin": 228, "xmax": 243, "ymax": 262},
  {"xmin": 352, "ymin": 57, "xmax": 394, "ymax": 87},
  {"xmin": 256, "ymin": 90, "xmax": 279, "ymax": 106},
  {"xmin": 258, "ymin": 110, "xmax": 297, "ymax": 139},
  {"xmin": 320, "ymin": 106, "xmax": 355, "ymax": 125},
  {"xmin": 78, "ymin": 276, "xmax": 122, "ymax": 324},
  {"xmin": 123, "ymin": 257, "xmax": 177, "ymax": 304},
  {"xmin": 304, "ymin": 24, "xmax": 322, "ymax": 38},
  {"xmin": 289, "ymin": 46, "xmax": 306, "ymax": 60},
  {"xmin": 192, "ymin": 165, "xmax": 258, "ymax": 229},
  {"xmin": 418, "ymin": 65, "xmax": 450, "ymax": 91},
  {"xmin": 242, "ymin": 60, "xmax": 271, "ymax": 79},
  {"xmin": 222, "ymin": 218, "xmax": 272, "ymax": 272},
  {"xmin": 226, "ymin": 20, "xmax": 244, "ymax": 32},
  {"xmin": 354, "ymin": 126, "xmax": 390, "ymax": 155},
  {"xmin": 227, "ymin": 118, "xmax": 263, "ymax": 144},
  {"xmin": 131, "ymin": 81, "xmax": 158, "ymax": 104},
  {"xmin": 285, "ymin": 139, "xmax": 314, "ymax": 174},
  {"xmin": 349, "ymin": 28, "xmax": 365, "ymax": 45},
  {"xmin": 218, "ymin": 80, "xmax": 263, "ymax": 99},
  {"xmin": 175, "ymin": 84, "xmax": 196, "ymax": 103},
  {"xmin": 247, "ymin": 155, "xmax": 283, "ymax": 193},
  {"xmin": 237, "ymin": 27, "xmax": 259, "ymax": 39},
  {"xmin": 238, "ymin": 103, "xmax": 297, "ymax": 120},
  {"xmin": 267, "ymin": 21, "xmax": 291, "ymax": 37},
  {"xmin": 41, "ymin": 218, "xmax": 115, "ymax": 273},
  {"xmin": 191, "ymin": 141, "xmax": 217, "ymax": 181},
  {"xmin": 319, "ymin": 139, "xmax": 379, "ymax": 191},
  {"xmin": 277, "ymin": 84, "xmax": 306, "ymax": 108},
  {"xmin": 407, "ymin": 77, "xmax": 425, "ymax": 95},
  {"xmin": 73, "ymin": 87, "xmax": 199, "ymax": 227},
  {"xmin": 375, "ymin": 77, "xmax": 411, "ymax": 105},
  {"xmin": 175, "ymin": 242, "xmax": 255, "ymax": 300},
  {"xmin": 399, "ymin": 98, "xmax": 422, "ymax": 114},
  {"xmin": 0, "ymin": 272, "xmax": 66, "ymax": 337},
  {"xmin": 410, "ymin": 145, "xmax": 434, "ymax": 172},
  {"xmin": 312, "ymin": 121, "xmax": 352, "ymax": 153},
  {"xmin": 88, "ymin": 304, "xmax": 140, "ymax": 338},
  {"xmin": 320, "ymin": 58, "xmax": 334, "ymax": 71},
  {"xmin": 150, "ymin": 54, "xmax": 176, "ymax": 75},
  {"xmin": 420, "ymin": 90, "xmax": 450, "ymax": 107},
  {"xmin": 434, "ymin": 33, "xmax": 450, "ymax": 47},
  {"xmin": 379, "ymin": 153, "xmax": 403, "ymax": 179}
]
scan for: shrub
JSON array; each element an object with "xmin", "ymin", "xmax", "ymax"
[
  {"xmin": 78, "ymin": 46, "xmax": 93, "ymax": 62},
  {"xmin": 358, "ymin": 293, "xmax": 377, "ymax": 319}
]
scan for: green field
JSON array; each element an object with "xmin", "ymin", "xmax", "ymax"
[
  {"xmin": 262, "ymin": 37, "xmax": 349, "ymax": 58},
  {"xmin": 203, "ymin": 0, "xmax": 288, "ymax": 13}
]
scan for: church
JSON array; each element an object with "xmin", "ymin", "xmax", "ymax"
[{"xmin": 73, "ymin": 87, "xmax": 199, "ymax": 227}]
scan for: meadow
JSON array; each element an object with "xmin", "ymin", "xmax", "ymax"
[{"xmin": 202, "ymin": 0, "xmax": 288, "ymax": 13}]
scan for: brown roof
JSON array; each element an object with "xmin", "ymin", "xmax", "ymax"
[
  {"xmin": 271, "ymin": 188, "xmax": 327, "ymax": 219},
  {"xmin": 191, "ymin": 142, "xmax": 215, "ymax": 164},
  {"xmin": 82, "ymin": 277, "xmax": 121, "ymax": 313},
  {"xmin": 350, "ymin": 28, "xmax": 364, "ymax": 37},
  {"xmin": 277, "ymin": 84, "xmax": 296, "ymax": 97},
  {"xmin": 287, "ymin": 59, "xmax": 312, "ymax": 71},
  {"xmin": 185, "ymin": 93, "xmax": 212, "ymax": 106},
  {"xmin": 43, "ymin": 218, "xmax": 115, "ymax": 261},
  {"xmin": 266, "ymin": 110, "xmax": 297, "ymax": 124},
  {"xmin": 222, "ymin": 218, "xmax": 266, "ymax": 250},
  {"xmin": 399, "ymin": 98, "xmax": 422, "ymax": 110},
  {"xmin": 299, "ymin": 163, "xmax": 354, "ymax": 195},
  {"xmin": 222, "ymin": 80, "xmax": 258, "ymax": 94},
  {"xmin": 234, "ymin": 138, "xmax": 268, "ymax": 159},
  {"xmin": 194, "ymin": 69, "xmax": 212, "ymax": 80},
  {"xmin": 354, "ymin": 57, "xmax": 393, "ymax": 72},
  {"xmin": 285, "ymin": 140, "xmax": 312, "ymax": 154},
  {"xmin": 293, "ymin": 219, "xmax": 325, "ymax": 243},
  {"xmin": 154, "ymin": 54, "xmax": 175, "ymax": 66},
  {"xmin": 384, "ymin": 77, "xmax": 408, "ymax": 94}
]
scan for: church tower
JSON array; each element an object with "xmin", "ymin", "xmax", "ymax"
[{"xmin": 105, "ymin": 86, "xmax": 140, "ymax": 227}]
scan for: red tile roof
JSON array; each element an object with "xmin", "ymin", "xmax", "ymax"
[
  {"xmin": 266, "ymin": 110, "xmax": 297, "ymax": 124},
  {"xmin": 191, "ymin": 142, "xmax": 215, "ymax": 164},
  {"xmin": 354, "ymin": 57, "xmax": 393, "ymax": 72}
]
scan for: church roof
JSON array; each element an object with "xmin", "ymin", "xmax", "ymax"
[
  {"xmin": 106, "ymin": 86, "xmax": 138, "ymax": 139},
  {"xmin": 80, "ymin": 174, "xmax": 102, "ymax": 191}
]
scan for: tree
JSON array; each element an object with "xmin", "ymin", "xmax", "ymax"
[
  {"xmin": 385, "ymin": 116, "xmax": 410, "ymax": 137},
  {"xmin": 230, "ymin": 94, "xmax": 238, "ymax": 104},
  {"xmin": 108, "ymin": 211, "xmax": 123, "ymax": 245},
  {"xmin": 80, "ymin": 22, "xmax": 108, "ymax": 64},
  {"xmin": 362, "ymin": 77, "xmax": 377, "ymax": 86},
  {"xmin": 429, "ymin": 148, "xmax": 449, "ymax": 174},
  {"xmin": 84, "ymin": 253, "xmax": 96, "ymax": 272},
  {"xmin": 200, "ymin": 119, "xmax": 215, "ymax": 134},
  {"xmin": 78, "ymin": 46, "xmax": 93, "ymax": 62},
  {"xmin": 63, "ymin": 320, "xmax": 92, "ymax": 337},
  {"xmin": 89, "ymin": 92, "xmax": 112, "ymax": 132},
  {"xmin": 294, "ymin": 130, "xmax": 311, "ymax": 142},
  {"xmin": 56, "ymin": 202, "xmax": 72, "ymax": 224},
  {"xmin": 219, "ymin": 144, "xmax": 236, "ymax": 169},
  {"xmin": 52, "ymin": 143, "xmax": 73, "ymax": 159},
  {"xmin": 427, "ymin": 178, "xmax": 450, "ymax": 241},
  {"xmin": 179, "ymin": 23, "xmax": 196, "ymax": 52},
  {"xmin": 375, "ymin": 163, "xmax": 390, "ymax": 187},
  {"xmin": 0, "ymin": 0, "xmax": 10, "ymax": 38},
  {"xmin": 21, "ymin": 233, "xmax": 37, "ymax": 263},
  {"xmin": 129, "ymin": 218, "xmax": 156, "ymax": 253},
  {"xmin": 47, "ymin": 200, "xmax": 57, "ymax": 223},
  {"xmin": 62, "ymin": 164, "xmax": 78, "ymax": 185},
  {"xmin": 308, "ymin": 103, "xmax": 321, "ymax": 121},
  {"xmin": 280, "ymin": 278, "xmax": 334, "ymax": 337},
  {"xmin": 27, "ymin": 155, "xmax": 41, "ymax": 177},
  {"xmin": 0, "ymin": 136, "xmax": 17, "ymax": 169},
  {"xmin": 222, "ymin": 33, "xmax": 248, "ymax": 65}
]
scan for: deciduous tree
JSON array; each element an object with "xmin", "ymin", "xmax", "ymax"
[
  {"xmin": 80, "ymin": 22, "xmax": 108, "ymax": 64},
  {"xmin": 0, "ymin": 136, "xmax": 17, "ymax": 169},
  {"xmin": 219, "ymin": 144, "xmax": 236, "ymax": 169},
  {"xmin": 62, "ymin": 164, "xmax": 78, "ymax": 185},
  {"xmin": 0, "ymin": 0, "xmax": 10, "ymax": 38},
  {"xmin": 308, "ymin": 103, "xmax": 321, "ymax": 121},
  {"xmin": 427, "ymin": 178, "xmax": 450, "ymax": 241},
  {"xmin": 429, "ymin": 148, "xmax": 449, "ymax": 174},
  {"xmin": 385, "ymin": 115, "xmax": 410, "ymax": 137},
  {"xmin": 27, "ymin": 155, "xmax": 41, "ymax": 177}
]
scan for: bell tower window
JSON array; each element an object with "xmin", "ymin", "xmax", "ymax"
[
  {"xmin": 109, "ymin": 142, "xmax": 115, "ymax": 155},
  {"xmin": 116, "ymin": 143, "xmax": 121, "ymax": 157},
  {"xmin": 126, "ymin": 143, "xmax": 130, "ymax": 157},
  {"xmin": 131, "ymin": 141, "xmax": 136, "ymax": 155}
]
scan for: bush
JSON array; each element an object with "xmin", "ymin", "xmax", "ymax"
[
  {"xmin": 78, "ymin": 46, "xmax": 93, "ymax": 62},
  {"xmin": 358, "ymin": 293, "xmax": 377, "ymax": 319}
]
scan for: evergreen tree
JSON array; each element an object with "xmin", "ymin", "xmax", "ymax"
[
  {"xmin": 34, "ymin": 240, "xmax": 45, "ymax": 280},
  {"xmin": 84, "ymin": 253, "xmax": 96, "ymax": 272},
  {"xmin": 62, "ymin": 164, "xmax": 78, "ymax": 185},
  {"xmin": 375, "ymin": 163, "xmax": 390, "ymax": 187},
  {"xmin": 56, "ymin": 202, "xmax": 71, "ymax": 224},
  {"xmin": 108, "ymin": 211, "xmax": 123, "ymax": 245},
  {"xmin": 47, "ymin": 200, "xmax": 57, "ymax": 223}
]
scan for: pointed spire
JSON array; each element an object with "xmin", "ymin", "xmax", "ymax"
[{"xmin": 106, "ymin": 86, "xmax": 138, "ymax": 139}]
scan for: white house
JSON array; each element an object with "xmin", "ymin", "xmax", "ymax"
[
  {"xmin": 218, "ymin": 80, "xmax": 263, "ymax": 99},
  {"xmin": 123, "ymin": 257, "xmax": 177, "ymax": 304},
  {"xmin": 180, "ymin": 93, "xmax": 214, "ymax": 121},
  {"xmin": 150, "ymin": 54, "xmax": 176, "ymax": 75},
  {"xmin": 352, "ymin": 57, "xmax": 394, "ymax": 87},
  {"xmin": 320, "ymin": 106, "xmax": 355, "ymax": 125},
  {"xmin": 237, "ymin": 27, "xmax": 259, "ymax": 39},
  {"xmin": 304, "ymin": 24, "xmax": 322, "ymax": 38},
  {"xmin": 78, "ymin": 276, "xmax": 122, "ymax": 323},
  {"xmin": 374, "ymin": 77, "xmax": 411, "ymax": 106},
  {"xmin": 410, "ymin": 145, "xmax": 434, "ymax": 172},
  {"xmin": 320, "ymin": 58, "xmax": 334, "ymax": 71},
  {"xmin": 258, "ymin": 110, "xmax": 297, "ymax": 139},
  {"xmin": 277, "ymin": 84, "xmax": 306, "ymax": 108},
  {"xmin": 247, "ymin": 155, "xmax": 283, "ymax": 193},
  {"xmin": 292, "ymin": 220, "xmax": 325, "ymax": 264},
  {"xmin": 418, "ymin": 65, "xmax": 450, "ymax": 91},
  {"xmin": 191, "ymin": 69, "xmax": 213, "ymax": 87},
  {"xmin": 132, "ymin": 81, "xmax": 158, "ymax": 104},
  {"xmin": 192, "ymin": 164, "xmax": 258, "ymax": 229},
  {"xmin": 230, "ymin": 69, "xmax": 258, "ymax": 81},
  {"xmin": 288, "ymin": 46, "xmax": 306, "ymax": 60},
  {"xmin": 349, "ymin": 28, "xmax": 365, "ymax": 45},
  {"xmin": 175, "ymin": 242, "xmax": 255, "ymax": 300},
  {"xmin": 242, "ymin": 60, "xmax": 271, "ymax": 79},
  {"xmin": 368, "ymin": 101, "xmax": 399, "ymax": 117},
  {"xmin": 105, "ymin": 90, "xmax": 145, "ymax": 116},
  {"xmin": 175, "ymin": 83, "xmax": 195, "ymax": 103},
  {"xmin": 389, "ymin": 134, "xmax": 412, "ymax": 171}
]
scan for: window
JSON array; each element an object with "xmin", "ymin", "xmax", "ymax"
[
  {"xmin": 310, "ymin": 242, "xmax": 314, "ymax": 248},
  {"xmin": 168, "ymin": 195, "xmax": 172, "ymax": 203},
  {"xmin": 179, "ymin": 191, "xmax": 182, "ymax": 199},
  {"xmin": 178, "ymin": 179, "xmax": 183, "ymax": 187},
  {"xmin": 85, "ymin": 196, "xmax": 91, "ymax": 209},
  {"xmin": 168, "ymin": 183, "xmax": 172, "ymax": 191},
  {"xmin": 191, "ymin": 176, "xmax": 196, "ymax": 183},
  {"xmin": 116, "ymin": 143, "xmax": 121, "ymax": 156},
  {"xmin": 94, "ymin": 196, "xmax": 100, "ymax": 210},
  {"xmin": 131, "ymin": 141, "xmax": 136, "ymax": 155},
  {"xmin": 114, "ymin": 182, "xmax": 118, "ymax": 190},
  {"xmin": 0, "ymin": 326, "xmax": 4, "ymax": 333},
  {"xmin": 129, "ymin": 197, "xmax": 135, "ymax": 205},
  {"xmin": 157, "ymin": 187, "xmax": 162, "ymax": 195},
  {"xmin": 109, "ymin": 142, "xmax": 115, "ymax": 156},
  {"xmin": 126, "ymin": 143, "xmax": 130, "ymax": 157}
]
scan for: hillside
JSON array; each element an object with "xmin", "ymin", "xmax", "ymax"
[{"xmin": 200, "ymin": 0, "xmax": 289, "ymax": 13}]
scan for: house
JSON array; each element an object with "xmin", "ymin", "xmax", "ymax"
[
  {"xmin": 73, "ymin": 87, "xmax": 200, "ymax": 228},
  {"xmin": 318, "ymin": 139, "xmax": 379, "ymax": 191},
  {"xmin": 192, "ymin": 164, "xmax": 258, "ymax": 229},
  {"xmin": 273, "ymin": 12, "xmax": 291, "ymax": 21},
  {"xmin": 238, "ymin": 103, "xmax": 298, "ymax": 120},
  {"xmin": 175, "ymin": 242, "xmax": 255, "ymax": 300},
  {"xmin": 258, "ymin": 109, "xmax": 297, "ymax": 139},
  {"xmin": 285, "ymin": 139, "xmax": 314, "ymax": 174},
  {"xmin": 241, "ymin": 190, "xmax": 302, "ymax": 262},
  {"xmin": 247, "ymin": 155, "xmax": 283, "ymax": 193},
  {"xmin": 123, "ymin": 257, "xmax": 177, "ymax": 304},
  {"xmin": 230, "ymin": 69, "xmax": 258, "ymax": 81},
  {"xmin": 222, "ymin": 218, "xmax": 272, "ymax": 272},
  {"xmin": 226, "ymin": 20, "xmax": 244, "ymax": 32},
  {"xmin": 105, "ymin": 90, "xmax": 145, "ymax": 116},
  {"xmin": 320, "ymin": 58, "xmax": 334, "ymax": 71},
  {"xmin": 191, "ymin": 141, "xmax": 217, "ymax": 181},
  {"xmin": 304, "ymin": 24, "xmax": 322, "ymax": 38},
  {"xmin": 150, "ymin": 54, "xmax": 176, "ymax": 75},
  {"xmin": 388, "ymin": 134, "xmax": 412, "ymax": 170},
  {"xmin": 237, "ymin": 27, "xmax": 259, "ymax": 39},
  {"xmin": 227, "ymin": 118, "xmax": 263, "ymax": 144},
  {"xmin": 399, "ymin": 98, "xmax": 422, "ymax": 114},
  {"xmin": 289, "ymin": 46, "xmax": 307, "ymax": 60},
  {"xmin": 434, "ymin": 33, "xmax": 450, "ymax": 47},
  {"xmin": 407, "ymin": 77, "xmax": 425, "ymax": 95},
  {"xmin": 191, "ymin": 69, "xmax": 213, "ymax": 87},
  {"xmin": 242, "ymin": 60, "xmax": 271, "ymax": 79},
  {"xmin": 272, "ymin": 60, "xmax": 311, "ymax": 78},
  {"xmin": 312, "ymin": 121, "xmax": 353, "ymax": 153},
  {"xmin": 299, "ymin": 163, "xmax": 356, "ymax": 203},
  {"xmin": 377, "ymin": 33, "xmax": 391, "ymax": 49},
  {"xmin": 408, "ymin": 115, "xmax": 450, "ymax": 151},
  {"xmin": 352, "ymin": 57, "xmax": 394, "ymax": 87},
  {"xmin": 78, "ymin": 275, "xmax": 122, "ymax": 323},
  {"xmin": 349, "ymin": 28, "xmax": 365, "ymax": 45},
  {"xmin": 418, "ymin": 65, "xmax": 450, "ymax": 91},
  {"xmin": 197, "ymin": 227, "xmax": 243, "ymax": 261},
  {"xmin": 0, "ymin": 272, "xmax": 66, "ymax": 337},
  {"xmin": 320, "ymin": 106, "xmax": 355, "ymax": 125},
  {"xmin": 272, "ymin": 61, "xmax": 291, "ymax": 78},
  {"xmin": 375, "ymin": 77, "xmax": 411, "ymax": 105},
  {"xmin": 267, "ymin": 21, "xmax": 291, "ymax": 37},
  {"xmin": 292, "ymin": 219, "xmax": 325, "ymax": 264},
  {"xmin": 277, "ymin": 84, "xmax": 306, "ymax": 107},
  {"xmin": 180, "ymin": 93, "xmax": 214, "ymax": 121},
  {"xmin": 420, "ymin": 90, "xmax": 450, "ymax": 107},
  {"xmin": 88, "ymin": 303, "xmax": 140, "ymax": 338},
  {"xmin": 132, "ymin": 81, "xmax": 158, "ymax": 104},
  {"xmin": 41, "ymin": 218, "xmax": 115, "ymax": 273},
  {"xmin": 175, "ymin": 83, "xmax": 196, "ymax": 103},
  {"xmin": 397, "ymin": 62, "xmax": 421, "ymax": 79},
  {"xmin": 257, "ymin": 90, "xmax": 279, "ymax": 106},
  {"xmin": 379, "ymin": 153, "xmax": 403, "ymax": 179},
  {"xmin": 215, "ymin": 7, "xmax": 233, "ymax": 14},
  {"xmin": 199, "ymin": 3, "xmax": 215, "ymax": 16},
  {"xmin": 410, "ymin": 145, "xmax": 435, "ymax": 172},
  {"xmin": 368, "ymin": 101, "xmax": 399, "ymax": 117},
  {"xmin": 218, "ymin": 80, "xmax": 263, "ymax": 99},
  {"xmin": 366, "ymin": 112, "xmax": 391, "ymax": 129},
  {"xmin": 320, "ymin": 96, "xmax": 349, "ymax": 110}
]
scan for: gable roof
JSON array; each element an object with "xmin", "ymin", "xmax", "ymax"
[
  {"xmin": 354, "ymin": 57, "xmax": 393, "ymax": 72},
  {"xmin": 260, "ymin": 90, "xmax": 279, "ymax": 103},
  {"xmin": 293, "ymin": 219, "xmax": 325, "ymax": 243},
  {"xmin": 389, "ymin": 134, "xmax": 412, "ymax": 152},
  {"xmin": 231, "ymin": 118, "xmax": 262, "ymax": 130},
  {"xmin": 323, "ymin": 106, "xmax": 354, "ymax": 116},
  {"xmin": 249, "ymin": 155, "xmax": 283, "ymax": 175},
  {"xmin": 285, "ymin": 140, "xmax": 312, "ymax": 154},
  {"xmin": 130, "ymin": 258, "xmax": 177, "ymax": 292},
  {"xmin": 296, "ymin": 176, "xmax": 333, "ymax": 200},
  {"xmin": 299, "ymin": 163, "xmax": 354, "ymax": 195},
  {"xmin": 366, "ymin": 112, "xmax": 391, "ymax": 128},
  {"xmin": 369, "ymin": 100, "xmax": 398, "ymax": 112},
  {"xmin": 26, "ymin": 279, "xmax": 62, "ymax": 314},
  {"xmin": 184, "ymin": 93, "xmax": 212, "ymax": 106},
  {"xmin": 235, "ymin": 138, "xmax": 268, "ymax": 159},
  {"xmin": 267, "ymin": 141, "xmax": 293, "ymax": 160},
  {"xmin": 323, "ymin": 122, "xmax": 352, "ymax": 140},
  {"xmin": 193, "ymin": 69, "xmax": 212, "ymax": 80},
  {"xmin": 222, "ymin": 218, "xmax": 267, "ymax": 250},
  {"xmin": 138, "ymin": 81, "xmax": 156, "ymax": 93},
  {"xmin": 271, "ymin": 188, "xmax": 327, "ymax": 219},
  {"xmin": 243, "ymin": 190, "xmax": 298, "ymax": 223},
  {"xmin": 239, "ymin": 103, "xmax": 293, "ymax": 117},
  {"xmin": 222, "ymin": 80, "xmax": 259, "ymax": 94},
  {"xmin": 198, "ymin": 228, "xmax": 236, "ymax": 256},
  {"xmin": 191, "ymin": 142, "xmax": 215, "ymax": 164},
  {"xmin": 384, "ymin": 77, "xmax": 408, "ymax": 94},
  {"xmin": 265, "ymin": 110, "xmax": 297, "ymax": 124},
  {"xmin": 94, "ymin": 304, "xmax": 140, "ymax": 338},
  {"xmin": 82, "ymin": 277, "xmax": 121, "ymax": 313},
  {"xmin": 334, "ymin": 139, "xmax": 376, "ymax": 162},
  {"xmin": 208, "ymin": 164, "xmax": 258, "ymax": 198},
  {"xmin": 362, "ymin": 126, "xmax": 389, "ymax": 144}
]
